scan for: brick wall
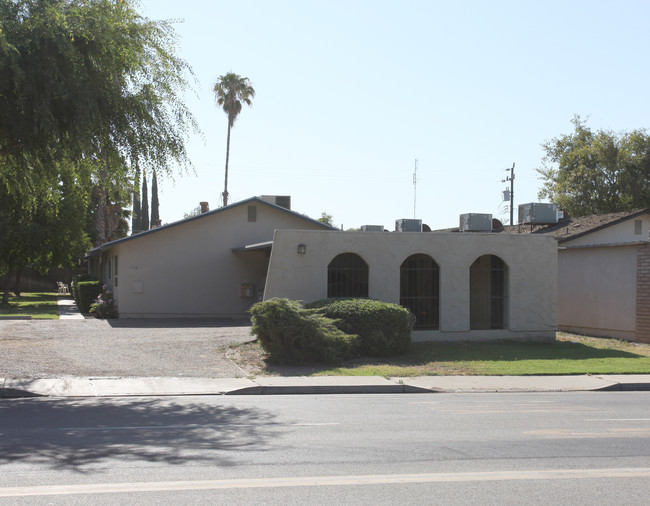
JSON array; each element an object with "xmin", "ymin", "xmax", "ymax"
[{"xmin": 636, "ymin": 243, "xmax": 650, "ymax": 343}]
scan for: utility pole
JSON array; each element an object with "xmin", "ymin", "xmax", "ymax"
[
  {"xmin": 413, "ymin": 159, "xmax": 418, "ymax": 219},
  {"xmin": 502, "ymin": 162, "xmax": 515, "ymax": 225}
]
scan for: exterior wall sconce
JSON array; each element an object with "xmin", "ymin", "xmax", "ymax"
[{"xmin": 297, "ymin": 244, "xmax": 307, "ymax": 255}]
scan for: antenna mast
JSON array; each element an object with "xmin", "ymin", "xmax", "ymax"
[
  {"xmin": 502, "ymin": 162, "xmax": 515, "ymax": 225},
  {"xmin": 413, "ymin": 159, "xmax": 418, "ymax": 219}
]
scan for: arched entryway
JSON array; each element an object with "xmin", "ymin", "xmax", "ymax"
[
  {"xmin": 400, "ymin": 254, "xmax": 439, "ymax": 329},
  {"xmin": 470, "ymin": 254, "xmax": 507, "ymax": 330}
]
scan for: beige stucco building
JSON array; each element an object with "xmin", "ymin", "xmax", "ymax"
[
  {"xmin": 265, "ymin": 229, "xmax": 557, "ymax": 342},
  {"xmin": 528, "ymin": 209, "xmax": 650, "ymax": 343},
  {"xmin": 87, "ymin": 196, "xmax": 558, "ymax": 342},
  {"xmin": 87, "ymin": 197, "xmax": 333, "ymax": 319}
]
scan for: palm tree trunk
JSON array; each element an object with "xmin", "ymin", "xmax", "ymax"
[{"xmin": 223, "ymin": 122, "xmax": 231, "ymax": 206}]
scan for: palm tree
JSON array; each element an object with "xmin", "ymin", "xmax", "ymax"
[{"xmin": 213, "ymin": 73, "xmax": 255, "ymax": 206}]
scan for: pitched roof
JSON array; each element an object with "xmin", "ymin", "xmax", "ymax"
[
  {"xmin": 87, "ymin": 196, "xmax": 336, "ymax": 256},
  {"xmin": 500, "ymin": 208, "xmax": 650, "ymax": 243}
]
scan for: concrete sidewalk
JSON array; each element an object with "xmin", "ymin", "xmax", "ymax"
[
  {"xmin": 0, "ymin": 299, "xmax": 642, "ymax": 398},
  {"xmin": 57, "ymin": 296, "xmax": 85, "ymax": 320},
  {"xmin": 2, "ymin": 374, "xmax": 649, "ymax": 398}
]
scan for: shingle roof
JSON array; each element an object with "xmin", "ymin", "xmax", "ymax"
[
  {"xmin": 500, "ymin": 208, "xmax": 649, "ymax": 243},
  {"xmin": 87, "ymin": 196, "xmax": 336, "ymax": 256}
]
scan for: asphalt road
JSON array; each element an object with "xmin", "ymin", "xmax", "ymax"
[
  {"xmin": 0, "ymin": 318, "xmax": 253, "ymax": 377},
  {"xmin": 1, "ymin": 392, "xmax": 649, "ymax": 504}
]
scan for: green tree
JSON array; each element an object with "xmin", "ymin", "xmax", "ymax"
[
  {"xmin": 318, "ymin": 212, "xmax": 335, "ymax": 227},
  {"xmin": 132, "ymin": 166, "xmax": 141, "ymax": 234},
  {"xmin": 0, "ymin": 154, "xmax": 91, "ymax": 303},
  {"xmin": 150, "ymin": 170, "xmax": 160, "ymax": 226},
  {"xmin": 0, "ymin": 0, "xmax": 197, "ymax": 296},
  {"xmin": 91, "ymin": 155, "xmax": 131, "ymax": 246},
  {"xmin": 213, "ymin": 73, "xmax": 255, "ymax": 206},
  {"xmin": 183, "ymin": 205, "xmax": 201, "ymax": 219},
  {"xmin": 537, "ymin": 116, "xmax": 650, "ymax": 216},
  {"xmin": 141, "ymin": 175, "xmax": 149, "ymax": 231}
]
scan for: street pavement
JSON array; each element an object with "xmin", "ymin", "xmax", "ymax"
[
  {"xmin": 0, "ymin": 296, "xmax": 649, "ymax": 398},
  {"xmin": 3, "ymin": 392, "xmax": 649, "ymax": 504}
]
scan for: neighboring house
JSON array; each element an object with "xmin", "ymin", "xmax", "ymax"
[
  {"xmin": 86, "ymin": 196, "xmax": 334, "ymax": 319},
  {"xmin": 504, "ymin": 209, "xmax": 650, "ymax": 343},
  {"xmin": 87, "ymin": 196, "xmax": 558, "ymax": 342}
]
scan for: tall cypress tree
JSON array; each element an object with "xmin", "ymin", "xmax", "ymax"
[
  {"xmin": 141, "ymin": 175, "xmax": 149, "ymax": 231},
  {"xmin": 150, "ymin": 170, "xmax": 160, "ymax": 226},
  {"xmin": 132, "ymin": 166, "xmax": 141, "ymax": 234}
]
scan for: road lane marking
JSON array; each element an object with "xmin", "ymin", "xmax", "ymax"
[
  {"xmin": 2, "ymin": 468, "xmax": 650, "ymax": 497},
  {"xmin": 528, "ymin": 428, "xmax": 650, "ymax": 438},
  {"xmin": 586, "ymin": 419, "xmax": 650, "ymax": 421}
]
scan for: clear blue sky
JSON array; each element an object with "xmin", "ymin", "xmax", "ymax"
[{"xmin": 139, "ymin": 0, "xmax": 650, "ymax": 230}]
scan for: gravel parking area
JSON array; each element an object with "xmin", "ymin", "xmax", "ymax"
[{"xmin": 0, "ymin": 319, "xmax": 254, "ymax": 378}]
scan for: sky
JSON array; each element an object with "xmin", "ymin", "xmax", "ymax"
[{"xmin": 138, "ymin": 0, "xmax": 650, "ymax": 230}]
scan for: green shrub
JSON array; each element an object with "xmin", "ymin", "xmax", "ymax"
[
  {"xmin": 250, "ymin": 298, "xmax": 359, "ymax": 364},
  {"xmin": 90, "ymin": 284, "xmax": 118, "ymax": 319},
  {"xmin": 76, "ymin": 281, "xmax": 102, "ymax": 314},
  {"xmin": 308, "ymin": 298, "xmax": 415, "ymax": 357},
  {"xmin": 71, "ymin": 273, "xmax": 94, "ymax": 307},
  {"xmin": 303, "ymin": 297, "xmax": 358, "ymax": 309}
]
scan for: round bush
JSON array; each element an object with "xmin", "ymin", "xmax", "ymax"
[
  {"xmin": 250, "ymin": 298, "xmax": 359, "ymax": 364},
  {"xmin": 307, "ymin": 298, "xmax": 415, "ymax": 357}
]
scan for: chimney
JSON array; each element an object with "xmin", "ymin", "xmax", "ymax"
[{"xmin": 200, "ymin": 201, "xmax": 209, "ymax": 214}]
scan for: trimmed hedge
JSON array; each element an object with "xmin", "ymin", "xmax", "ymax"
[
  {"xmin": 306, "ymin": 298, "xmax": 415, "ymax": 357},
  {"xmin": 250, "ymin": 298, "xmax": 359, "ymax": 364},
  {"xmin": 76, "ymin": 281, "xmax": 102, "ymax": 314},
  {"xmin": 71, "ymin": 273, "xmax": 94, "ymax": 307}
]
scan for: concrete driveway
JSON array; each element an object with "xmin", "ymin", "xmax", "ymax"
[{"xmin": 0, "ymin": 318, "xmax": 254, "ymax": 378}]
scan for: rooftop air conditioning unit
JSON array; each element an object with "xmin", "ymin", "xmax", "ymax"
[
  {"xmin": 518, "ymin": 203, "xmax": 558, "ymax": 225},
  {"xmin": 395, "ymin": 219, "xmax": 422, "ymax": 232},
  {"xmin": 459, "ymin": 213, "xmax": 492, "ymax": 232},
  {"xmin": 361, "ymin": 225, "xmax": 384, "ymax": 232},
  {"xmin": 260, "ymin": 195, "xmax": 291, "ymax": 210}
]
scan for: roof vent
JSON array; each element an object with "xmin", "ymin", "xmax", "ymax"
[
  {"xmin": 460, "ymin": 213, "xmax": 492, "ymax": 232},
  {"xmin": 395, "ymin": 219, "xmax": 422, "ymax": 232},
  {"xmin": 518, "ymin": 203, "xmax": 558, "ymax": 225},
  {"xmin": 260, "ymin": 195, "xmax": 291, "ymax": 210}
]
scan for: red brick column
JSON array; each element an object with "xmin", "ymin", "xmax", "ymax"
[{"xmin": 636, "ymin": 243, "xmax": 650, "ymax": 343}]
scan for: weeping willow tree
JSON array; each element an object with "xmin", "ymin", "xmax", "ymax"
[{"xmin": 0, "ymin": 0, "xmax": 198, "ymax": 301}]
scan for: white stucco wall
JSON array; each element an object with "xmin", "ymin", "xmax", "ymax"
[
  {"xmin": 557, "ymin": 244, "xmax": 637, "ymax": 340},
  {"xmin": 264, "ymin": 230, "xmax": 558, "ymax": 341},
  {"xmin": 98, "ymin": 202, "xmax": 328, "ymax": 318}
]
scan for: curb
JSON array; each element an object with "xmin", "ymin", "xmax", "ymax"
[
  {"xmin": 595, "ymin": 382, "xmax": 650, "ymax": 392},
  {"xmin": 2, "ymin": 375, "xmax": 649, "ymax": 398}
]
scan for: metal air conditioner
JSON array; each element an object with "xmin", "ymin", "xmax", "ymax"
[
  {"xmin": 395, "ymin": 219, "xmax": 422, "ymax": 232},
  {"xmin": 260, "ymin": 195, "xmax": 291, "ymax": 210},
  {"xmin": 518, "ymin": 203, "xmax": 558, "ymax": 225},
  {"xmin": 459, "ymin": 213, "xmax": 492, "ymax": 232}
]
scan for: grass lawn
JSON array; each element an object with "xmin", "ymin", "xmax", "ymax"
[
  {"xmin": 0, "ymin": 292, "xmax": 60, "ymax": 319},
  {"xmin": 228, "ymin": 332, "xmax": 650, "ymax": 377}
]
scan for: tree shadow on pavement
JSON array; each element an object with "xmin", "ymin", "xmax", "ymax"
[
  {"xmin": 107, "ymin": 318, "xmax": 252, "ymax": 329},
  {"xmin": 0, "ymin": 397, "xmax": 281, "ymax": 472}
]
